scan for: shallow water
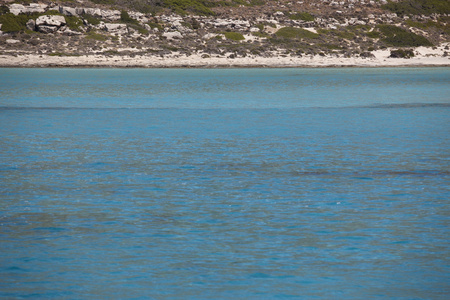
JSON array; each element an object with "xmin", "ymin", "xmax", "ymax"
[{"xmin": 0, "ymin": 68, "xmax": 449, "ymax": 299}]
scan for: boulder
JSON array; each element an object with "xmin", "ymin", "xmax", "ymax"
[
  {"xmin": 163, "ymin": 31, "xmax": 183, "ymax": 40},
  {"xmin": 36, "ymin": 15, "xmax": 66, "ymax": 27},
  {"xmin": 9, "ymin": 4, "xmax": 25, "ymax": 15},
  {"xmin": 60, "ymin": 6, "xmax": 78, "ymax": 16},
  {"xmin": 103, "ymin": 23, "xmax": 128, "ymax": 35},
  {"xmin": 84, "ymin": 8, "xmax": 102, "ymax": 17},
  {"xmin": 101, "ymin": 10, "xmax": 121, "ymax": 21},
  {"xmin": 9, "ymin": 3, "xmax": 47, "ymax": 15},
  {"xmin": 62, "ymin": 28, "xmax": 83, "ymax": 36},
  {"xmin": 37, "ymin": 25, "xmax": 58, "ymax": 34},
  {"xmin": 26, "ymin": 19, "xmax": 36, "ymax": 31},
  {"xmin": 6, "ymin": 39, "xmax": 20, "ymax": 44}
]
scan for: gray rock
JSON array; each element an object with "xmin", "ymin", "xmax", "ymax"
[
  {"xmin": 9, "ymin": 4, "xmax": 25, "ymax": 15},
  {"xmin": 26, "ymin": 19, "xmax": 36, "ymax": 31},
  {"xmin": 60, "ymin": 6, "xmax": 78, "ymax": 16},
  {"xmin": 62, "ymin": 28, "xmax": 83, "ymax": 36},
  {"xmin": 100, "ymin": 10, "xmax": 121, "ymax": 21},
  {"xmin": 103, "ymin": 23, "xmax": 128, "ymax": 35},
  {"xmin": 163, "ymin": 31, "xmax": 183, "ymax": 40},
  {"xmin": 36, "ymin": 15, "xmax": 66, "ymax": 27},
  {"xmin": 37, "ymin": 25, "xmax": 58, "ymax": 34},
  {"xmin": 9, "ymin": 3, "xmax": 47, "ymax": 15},
  {"xmin": 6, "ymin": 39, "xmax": 20, "ymax": 44}
]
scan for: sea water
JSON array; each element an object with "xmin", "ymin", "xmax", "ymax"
[{"xmin": 0, "ymin": 68, "xmax": 449, "ymax": 299}]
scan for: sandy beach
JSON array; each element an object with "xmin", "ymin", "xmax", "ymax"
[{"xmin": 1, "ymin": 46, "xmax": 449, "ymax": 68}]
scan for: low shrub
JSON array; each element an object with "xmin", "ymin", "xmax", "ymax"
[
  {"xmin": 163, "ymin": 0, "xmax": 214, "ymax": 15},
  {"xmin": 120, "ymin": 10, "xmax": 139, "ymax": 25},
  {"xmin": 0, "ymin": 5, "xmax": 9, "ymax": 15},
  {"xmin": 377, "ymin": 24, "xmax": 433, "ymax": 47},
  {"xmin": 289, "ymin": 12, "xmax": 315, "ymax": 22},
  {"xmin": 66, "ymin": 16, "xmax": 83, "ymax": 31},
  {"xmin": 382, "ymin": 0, "xmax": 450, "ymax": 16},
  {"xmin": 0, "ymin": 13, "xmax": 29, "ymax": 32},
  {"xmin": 366, "ymin": 30, "xmax": 381, "ymax": 38},
  {"xmin": 252, "ymin": 31, "xmax": 270, "ymax": 38},
  {"xmin": 147, "ymin": 22, "xmax": 163, "ymax": 31},
  {"xmin": 274, "ymin": 27, "xmax": 319, "ymax": 39},
  {"xmin": 224, "ymin": 31, "xmax": 245, "ymax": 41},
  {"xmin": 86, "ymin": 31, "xmax": 108, "ymax": 41},
  {"xmin": 389, "ymin": 49, "xmax": 415, "ymax": 58},
  {"xmin": 83, "ymin": 14, "xmax": 101, "ymax": 26}
]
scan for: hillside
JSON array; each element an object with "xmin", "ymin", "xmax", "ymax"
[{"xmin": 0, "ymin": 0, "xmax": 449, "ymax": 66}]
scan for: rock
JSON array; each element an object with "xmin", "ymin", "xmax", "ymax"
[
  {"xmin": 6, "ymin": 39, "xmax": 20, "ymax": 44},
  {"xmin": 60, "ymin": 6, "xmax": 78, "ymax": 16},
  {"xmin": 103, "ymin": 23, "xmax": 128, "ymax": 35},
  {"xmin": 203, "ymin": 33, "xmax": 218, "ymax": 39},
  {"xmin": 35, "ymin": 15, "xmax": 66, "ymax": 34},
  {"xmin": 26, "ymin": 19, "xmax": 36, "ymax": 31},
  {"xmin": 62, "ymin": 28, "xmax": 83, "ymax": 36},
  {"xmin": 101, "ymin": 10, "xmax": 121, "ymax": 21},
  {"xmin": 163, "ymin": 31, "xmax": 183, "ymax": 40},
  {"xmin": 84, "ymin": 8, "xmax": 102, "ymax": 16},
  {"xmin": 36, "ymin": 15, "xmax": 66, "ymax": 27},
  {"xmin": 9, "ymin": 4, "xmax": 25, "ymax": 15},
  {"xmin": 76, "ymin": 8, "xmax": 85, "ymax": 15},
  {"xmin": 37, "ymin": 25, "xmax": 58, "ymax": 34},
  {"xmin": 129, "ymin": 11, "xmax": 148, "ymax": 23},
  {"xmin": 9, "ymin": 3, "xmax": 47, "ymax": 15}
]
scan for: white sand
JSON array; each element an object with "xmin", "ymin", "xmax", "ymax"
[{"xmin": 1, "ymin": 47, "xmax": 449, "ymax": 68}]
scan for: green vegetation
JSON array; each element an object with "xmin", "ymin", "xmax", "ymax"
[
  {"xmin": 252, "ymin": 31, "xmax": 270, "ymax": 38},
  {"xmin": 163, "ymin": 0, "xmax": 214, "ymax": 15},
  {"xmin": 119, "ymin": 10, "xmax": 148, "ymax": 34},
  {"xmin": 318, "ymin": 28, "xmax": 355, "ymax": 40},
  {"xmin": 147, "ymin": 21, "xmax": 163, "ymax": 31},
  {"xmin": 377, "ymin": 24, "xmax": 433, "ymax": 47},
  {"xmin": 382, "ymin": 0, "xmax": 450, "ymax": 16},
  {"xmin": 389, "ymin": 48, "xmax": 415, "ymax": 58},
  {"xmin": 86, "ymin": 31, "xmax": 108, "ymax": 41},
  {"xmin": 90, "ymin": 0, "xmax": 264, "ymax": 15},
  {"xmin": 0, "ymin": 13, "xmax": 29, "ymax": 32},
  {"xmin": 224, "ymin": 31, "xmax": 245, "ymax": 41},
  {"xmin": 120, "ymin": 10, "xmax": 139, "ymax": 25},
  {"xmin": 0, "ymin": 5, "xmax": 9, "ymax": 15},
  {"xmin": 66, "ymin": 15, "xmax": 83, "ymax": 31},
  {"xmin": 274, "ymin": 27, "xmax": 319, "ymax": 39},
  {"xmin": 366, "ymin": 30, "xmax": 381, "ymax": 38},
  {"xmin": 406, "ymin": 19, "xmax": 450, "ymax": 35},
  {"xmin": 289, "ymin": 12, "xmax": 315, "ymax": 22},
  {"xmin": 83, "ymin": 14, "xmax": 101, "ymax": 26}
]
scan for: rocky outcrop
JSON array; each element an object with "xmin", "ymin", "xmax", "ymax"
[
  {"xmin": 163, "ymin": 31, "xmax": 183, "ymax": 40},
  {"xmin": 102, "ymin": 23, "xmax": 128, "ymax": 35},
  {"xmin": 35, "ymin": 15, "xmax": 66, "ymax": 33},
  {"xmin": 9, "ymin": 3, "xmax": 47, "ymax": 15}
]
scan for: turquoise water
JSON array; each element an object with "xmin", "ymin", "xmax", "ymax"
[{"xmin": 0, "ymin": 68, "xmax": 449, "ymax": 299}]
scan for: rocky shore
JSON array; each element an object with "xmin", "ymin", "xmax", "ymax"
[{"xmin": 0, "ymin": 0, "xmax": 449, "ymax": 67}]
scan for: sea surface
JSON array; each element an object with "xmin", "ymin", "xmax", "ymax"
[{"xmin": 0, "ymin": 68, "xmax": 449, "ymax": 299}]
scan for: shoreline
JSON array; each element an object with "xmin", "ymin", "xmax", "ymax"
[{"xmin": 1, "ymin": 48, "xmax": 450, "ymax": 68}]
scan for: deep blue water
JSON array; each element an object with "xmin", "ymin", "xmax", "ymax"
[{"xmin": 0, "ymin": 68, "xmax": 449, "ymax": 299}]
